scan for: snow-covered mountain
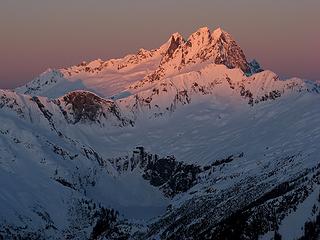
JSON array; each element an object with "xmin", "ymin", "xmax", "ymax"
[
  {"xmin": 15, "ymin": 27, "xmax": 262, "ymax": 99},
  {"xmin": 1, "ymin": 27, "xmax": 320, "ymax": 240}
]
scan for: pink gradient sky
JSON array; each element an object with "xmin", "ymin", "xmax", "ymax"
[{"xmin": 0, "ymin": 0, "xmax": 319, "ymax": 89}]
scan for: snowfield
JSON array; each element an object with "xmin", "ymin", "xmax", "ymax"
[{"xmin": 1, "ymin": 27, "xmax": 320, "ymax": 240}]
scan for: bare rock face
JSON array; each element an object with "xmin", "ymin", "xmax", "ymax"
[
  {"xmin": 62, "ymin": 91, "xmax": 106, "ymax": 123},
  {"xmin": 162, "ymin": 33, "xmax": 185, "ymax": 62},
  {"xmin": 61, "ymin": 91, "xmax": 132, "ymax": 126},
  {"xmin": 212, "ymin": 28, "xmax": 251, "ymax": 73},
  {"xmin": 248, "ymin": 59, "xmax": 263, "ymax": 74}
]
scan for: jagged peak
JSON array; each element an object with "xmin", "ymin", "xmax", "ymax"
[
  {"xmin": 187, "ymin": 26, "xmax": 212, "ymax": 46},
  {"xmin": 165, "ymin": 32, "xmax": 185, "ymax": 48},
  {"xmin": 158, "ymin": 32, "xmax": 184, "ymax": 56},
  {"xmin": 170, "ymin": 32, "xmax": 184, "ymax": 41},
  {"xmin": 212, "ymin": 27, "xmax": 227, "ymax": 40},
  {"xmin": 161, "ymin": 32, "xmax": 185, "ymax": 60},
  {"xmin": 197, "ymin": 26, "xmax": 210, "ymax": 33},
  {"xmin": 212, "ymin": 27, "xmax": 236, "ymax": 46},
  {"xmin": 190, "ymin": 26, "xmax": 211, "ymax": 37}
]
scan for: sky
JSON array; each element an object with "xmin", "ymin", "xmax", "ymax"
[{"xmin": 0, "ymin": 0, "xmax": 319, "ymax": 89}]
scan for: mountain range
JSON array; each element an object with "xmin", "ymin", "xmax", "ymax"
[{"xmin": 1, "ymin": 26, "xmax": 320, "ymax": 240}]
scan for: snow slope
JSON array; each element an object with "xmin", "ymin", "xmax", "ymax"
[{"xmin": 1, "ymin": 27, "xmax": 320, "ymax": 239}]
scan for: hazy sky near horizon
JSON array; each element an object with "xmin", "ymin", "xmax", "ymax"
[{"xmin": 0, "ymin": 0, "xmax": 319, "ymax": 89}]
